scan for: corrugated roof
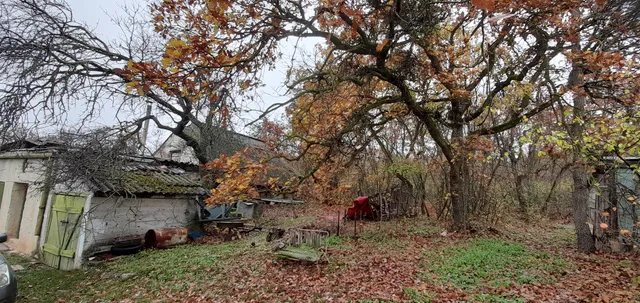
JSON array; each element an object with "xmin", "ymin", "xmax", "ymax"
[
  {"xmin": 88, "ymin": 157, "xmax": 205, "ymax": 195},
  {"xmin": 0, "ymin": 139, "xmax": 61, "ymax": 151},
  {"xmin": 91, "ymin": 171, "xmax": 206, "ymax": 195}
]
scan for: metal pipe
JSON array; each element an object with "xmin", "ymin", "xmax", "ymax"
[{"xmin": 144, "ymin": 227, "xmax": 188, "ymax": 249}]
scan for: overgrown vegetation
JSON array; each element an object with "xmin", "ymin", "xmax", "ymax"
[
  {"xmin": 2, "ymin": 0, "xmax": 640, "ymax": 254},
  {"xmin": 106, "ymin": 244, "xmax": 237, "ymax": 282},
  {"xmin": 1, "ymin": 0, "xmax": 640, "ymax": 301},
  {"xmin": 4, "ymin": 255, "xmax": 93, "ymax": 302},
  {"xmin": 6, "ymin": 219, "xmax": 638, "ymax": 303},
  {"xmin": 422, "ymin": 239, "xmax": 569, "ymax": 290},
  {"xmin": 8, "ymin": 239, "xmax": 260, "ymax": 303}
]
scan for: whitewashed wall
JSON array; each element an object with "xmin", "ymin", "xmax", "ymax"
[
  {"xmin": 83, "ymin": 196, "xmax": 198, "ymax": 254},
  {"xmin": 153, "ymin": 135, "xmax": 199, "ymax": 164},
  {"xmin": 0, "ymin": 155, "xmax": 49, "ymax": 255},
  {"xmin": 153, "ymin": 131, "xmax": 264, "ymax": 164}
]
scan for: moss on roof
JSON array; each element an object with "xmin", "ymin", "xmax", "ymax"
[{"xmin": 92, "ymin": 171, "xmax": 205, "ymax": 195}]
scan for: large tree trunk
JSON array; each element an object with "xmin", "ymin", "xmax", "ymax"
[
  {"xmin": 448, "ymin": 105, "xmax": 469, "ymax": 231},
  {"xmin": 572, "ymin": 167, "xmax": 595, "ymax": 252},
  {"xmin": 567, "ymin": 34, "xmax": 596, "ymax": 252},
  {"xmin": 449, "ymin": 156, "xmax": 469, "ymax": 231},
  {"xmin": 569, "ymin": 93, "xmax": 596, "ymax": 252}
]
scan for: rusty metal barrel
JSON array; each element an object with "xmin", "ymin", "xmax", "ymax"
[{"xmin": 144, "ymin": 227, "xmax": 188, "ymax": 249}]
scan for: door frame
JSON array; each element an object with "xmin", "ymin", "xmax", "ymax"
[{"xmin": 73, "ymin": 193, "xmax": 92, "ymax": 268}]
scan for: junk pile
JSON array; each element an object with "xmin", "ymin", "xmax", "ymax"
[
  {"xmin": 88, "ymin": 198, "xmax": 305, "ymax": 262},
  {"xmin": 198, "ymin": 198, "xmax": 304, "ymax": 241},
  {"xmin": 345, "ymin": 189, "xmax": 416, "ymax": 221},
  {"xmin": 198, "ymin": 201, "xmax": 260, "ymax": 242},
  {"xmin": 267, "ymin": 228, "xmax": 328, "ymax": 262},
  {"xmin": 198, "ymin": 198, "xmax": 304, "ymax": 223},
  {"xmin": 346, "ymin": 196, "xmax": 376, "ymax": 220},
  {"xmin": 87, "ymin": 227, "xmax": 189, "ymax": 262}
]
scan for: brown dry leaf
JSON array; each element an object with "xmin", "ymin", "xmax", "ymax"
[
  {"xmin": 376, "ymin": 38, "xmax": 389, "ymax": 52},
  {"xmin": 471, "ymin": 0, "xmax": 495, "ymax": 11}
]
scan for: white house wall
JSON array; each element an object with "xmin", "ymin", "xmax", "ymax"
[
  {"xmin": 153, "ymin": 131, "xmax": 264, "ymax": 165},
  {"xmin": 0, "ymin": 157, "xmax": 49, "ymax": 255},
  {"xmin": 153, "ymin": 135, "xmax": 199, "ymax": 164},
  {"xmin": 83, "ymin": 196, "xmax": 197, "ymax": 255}
]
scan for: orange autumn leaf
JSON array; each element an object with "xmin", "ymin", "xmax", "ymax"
[
  {"xmin": 600, "ymin": 223, "xmax": 609, "ymax": 229},
  {"xmin": 619, "ymin": 229, "xmax": 631, "ymax": 235},
  {"xmin": 602, "ymin": 212, "xmax": 610, "ymax": 217},
  {"xmin": 376, "ymin": 38, "xmax": 389, "ymax": 52},
  {"xmin": 203, "ymin": 148, "xmax": 267, "ymax": 205}
]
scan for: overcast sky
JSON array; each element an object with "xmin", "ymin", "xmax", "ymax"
[{"xmin": 61, "ymin": 0, "xmax": 317, "ymax": 144}]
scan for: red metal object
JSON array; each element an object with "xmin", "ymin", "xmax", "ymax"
[
  {"xmin": 346, "ymin": 196, "xmax": 374, "ymax": 219},
  {"xmin": 144, "ymin": 227, "xmax": 188, "ymax": 249}
]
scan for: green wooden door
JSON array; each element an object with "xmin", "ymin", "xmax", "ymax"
[{"xmin": 42, "ymin": 194, "xmax": 86, "ymax": 270}]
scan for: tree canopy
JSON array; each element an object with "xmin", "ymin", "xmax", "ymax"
[{"xmin": 2, "ymin": 0, "xmax": 640, "ymax": 235}]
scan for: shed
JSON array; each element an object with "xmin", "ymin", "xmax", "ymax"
[
  {"xmin": 0, "ymin": 145, "xmax": 205, "ymax": 270},
  {"xmin": 589, "ymin": 157, "xmax": 639, "ymax": 251}
]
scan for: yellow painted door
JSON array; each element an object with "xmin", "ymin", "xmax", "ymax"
[{"xmin": 41, "ymin": 194, "xmax": 86, "ymax": 270}]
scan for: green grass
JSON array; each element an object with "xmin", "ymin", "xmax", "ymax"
[
  {"xmin": 325, "ymin": 235, "xmax": 347, "ymax": 247},
  {"xmin": 5, "ymin": 254, "xmax": 95, "ymax": 303},
  {"xmin": 1, "ymin": 227, "xmax": 579, "ymax": 303},
  {"xmin": 403, "ymin": 288, "xmax": 434, "ymax": 302},
  {"xmin": 471, "ymin": 293, "xmax": 525, "ymax": 303},
  {"xmin": 355, "ymin": 288, "xmax": 433, "ymax": 303},
  {"xmin": 422, "ymin": 238, "xmax": 569, "ymax": 290},
  {"xmin": 553, "ymin": 224, "xmax": 577, "ymax": 247},
  {"xmin": 407, "ymin": 225, "xmax": 442, "ymax": 237},
  {"xmin": 106, "ymin": 243, "xmax": 235, "ymax": 282},
  {"xmin": 8, "ymin": 237, "xmax": 260, "ymax": 303}
]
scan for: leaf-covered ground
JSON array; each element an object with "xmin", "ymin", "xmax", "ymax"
[{"xmin": 7, "ymin": 208, "xmax": 640, "ymax": 303}]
